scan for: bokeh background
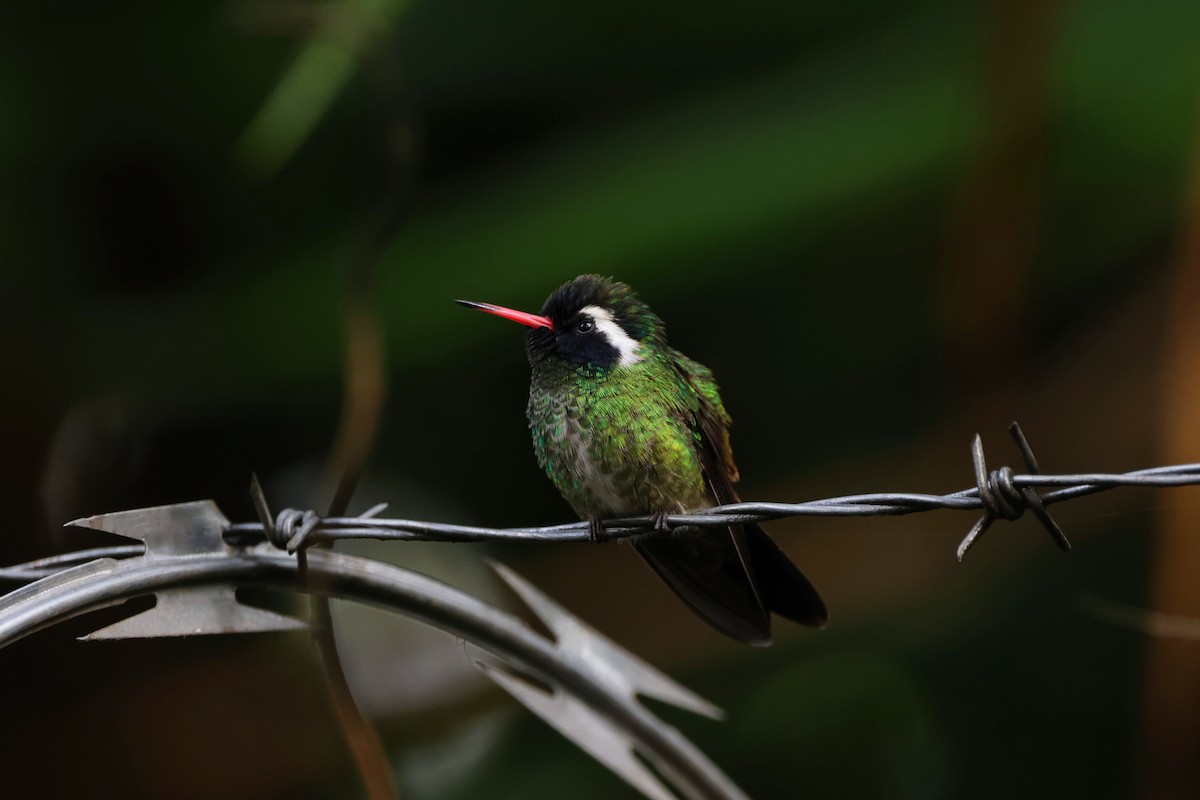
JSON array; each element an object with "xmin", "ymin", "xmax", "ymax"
[{"xmin": 4, "ymin": 0, "xmax": 1200, "ymax": 797}]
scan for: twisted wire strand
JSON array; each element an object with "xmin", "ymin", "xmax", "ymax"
[
  {"xmin": 0, "ymin": 545, "xmax": 145, "ymax": 581},
  {"xmin": 6, "ymin": 427, "xmax": 1200, "ymax": 582},
  {"xmin": 227, "ymin": 422, "xmax": 1200, "ymax": 562},
  {"xmin": 239, "ymin": 428, "xmax": 1200, "ymax": 554},
  {"xmin": 242, "ymin": 464, "xmax": 1197, "ymax": 539}
]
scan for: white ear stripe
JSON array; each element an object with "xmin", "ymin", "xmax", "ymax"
[{"xmin": 580, "ymin": 305, "xmax": 643, "ymax": 367}]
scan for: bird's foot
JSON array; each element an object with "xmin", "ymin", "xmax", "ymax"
[
  {"xmin": 651, "ymin": 511, "xmax": 671, "ymax": 532},
  {"xmin": 587, "ymin": 518, "xmax": 608, "ymax": 544}
]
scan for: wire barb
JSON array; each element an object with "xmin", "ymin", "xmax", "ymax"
[
  {"xmin": 956, "ymin": 423, "xmax": 1072, "ymax": 562},
  {"xmin": 250, "ymin": 474, "xmax": 316, "ymax": 581},
  {"xmin": 276, "ymin": 508, "xmax": 322, "ymax": 553}
]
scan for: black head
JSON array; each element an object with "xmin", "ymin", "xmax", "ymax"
[
  {"xmin": 456, "ymin": 275, "xmax": 663, "ymax": 373},
  {"xmin": 525, "ymin": 275, "xmax": 662, "ymax": 371}
]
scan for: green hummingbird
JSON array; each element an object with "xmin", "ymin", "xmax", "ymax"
[{"xmin": 456, "ymin": 275, "xmax": 826, "ymax": 645}]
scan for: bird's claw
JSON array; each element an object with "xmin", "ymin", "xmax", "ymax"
[
  {"xmin": 588, "ymin": 518, "xmax": 608, "ymax": 544},
  {"xmin": 651, "ymin": 511, "xmax": 671, "ymax": 532}
]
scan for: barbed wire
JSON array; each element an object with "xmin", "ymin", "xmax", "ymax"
[
  {"xmin": 4, "ymin": 423, "xmax": 1199, "ymax": 584},
  {"xmin": 223, "ymin": 423, "xmax": 1200, "ymax": 562}
]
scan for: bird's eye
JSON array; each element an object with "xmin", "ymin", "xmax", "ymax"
[{"xmin": 575, "ymin": 319, "xmax": 595, "ymax": 334}]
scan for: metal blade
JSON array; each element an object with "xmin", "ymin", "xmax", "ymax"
[
  {"xmin": 479, "ymin": 661, "xmax": 679, "ymax": 800},
  {"xmin": 491, "ymin": 561, "xmax": 722, "ymax": 720},
  {"xmin": 67, "ymin": 500, "xmax": 231, "ymax": 556},
  {"xmin": 66, "ymin": 500, "xmax": 306, "ymax": 638},
  {"xmin": 82, "ymin": 585, "xmax": 307, "ymax": 639}
]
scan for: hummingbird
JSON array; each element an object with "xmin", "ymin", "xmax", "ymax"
[{"xmin": 456, "ymin": 275, "xmax": 826, "ymax": 645}]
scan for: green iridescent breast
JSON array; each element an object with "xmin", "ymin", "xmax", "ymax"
[{"xmin": 527, "ymin": 353, "xmax": 711, "ymax": 519}]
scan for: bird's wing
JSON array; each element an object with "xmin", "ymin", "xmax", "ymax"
[
  {"xmin": 647, "ymin": 353, "xmax": 827, "ymax": 632},
  {"xmin": 632, "ymin": 354, "xmax": 772, "ymax": 644},
  {"xmin": 669, "ymin": 355, "xmax": 763, "ymax": 599},
  {"xmin": 671, "ymin": 354, "xmax": 742, "ymax": 503}
]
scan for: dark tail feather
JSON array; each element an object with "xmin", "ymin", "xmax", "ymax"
[
  {"xmin": 634, "ymin": 532, "xmax": 772, "ymax": 646},
  {"xmin": 743, "ymin": 524, "xmax": 828, "ymax": 629},
  {"xmin": 635, "ymin": 524, "xmax": 827, "ymax": 645}
]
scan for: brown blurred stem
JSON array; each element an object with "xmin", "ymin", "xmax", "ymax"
[
  {"xmin": 1141, "ymin": 87, "xmax": 1200, "ymax": 800},
  {"xmin": 309, "ymin": 129, "xmax": 411, "ymax": 800},
  {"xmin": 309, "ymin": 300, "xmax": 394, "ymax": 800},
  {"xmin": 296, "ymin": 16, "xmax": 414, "ymax": 798}
]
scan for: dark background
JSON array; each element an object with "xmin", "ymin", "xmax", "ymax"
[{"xmin": 3, "ymin": 0, "xmax": 1200, "ymax": 797}]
